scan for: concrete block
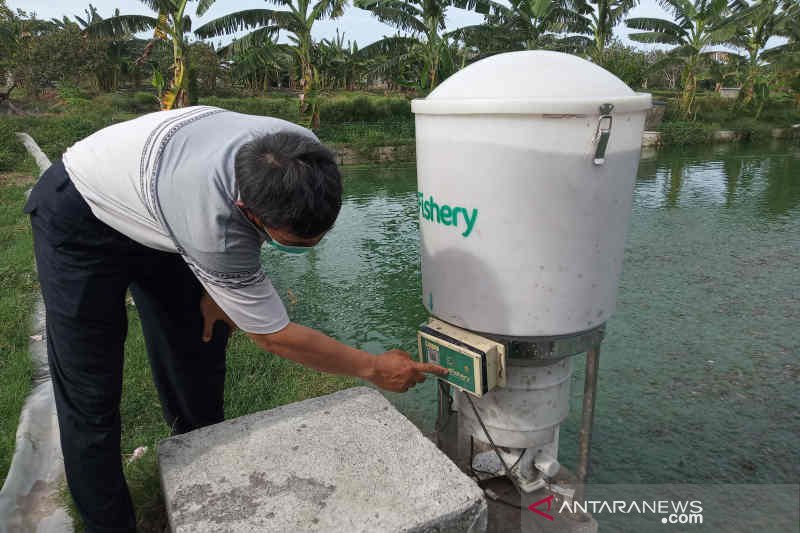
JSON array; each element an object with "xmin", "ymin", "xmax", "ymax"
[{"xmin": 159, "ymin": 387, "xmax": 487, "ymax": 533}]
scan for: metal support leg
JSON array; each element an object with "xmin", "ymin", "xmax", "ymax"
[{"xmin": 576, "ymin": 344, "xmax": 601, "ymax": 485}]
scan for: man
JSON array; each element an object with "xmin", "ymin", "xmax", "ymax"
[{"xmin": 24, "ymin": 105, "xmax": 447, "ymax": 532}]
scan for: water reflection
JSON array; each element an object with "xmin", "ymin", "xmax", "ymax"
[{"xmin": 635, "ymin": 141, "xmax": 800, "ymax": 216}]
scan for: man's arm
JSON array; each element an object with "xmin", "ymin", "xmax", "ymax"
[
  {"xmin": 249, "ymin": 324, "xmax": 446, "ymax": 392},
  {"xmin": 200, "ymin": 290, "xmax": 447, "ymax": 392}
]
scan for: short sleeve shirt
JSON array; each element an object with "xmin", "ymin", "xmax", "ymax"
[{"xmin": 62, "ymin": 106, "xmax": 317, "ymax": 333}]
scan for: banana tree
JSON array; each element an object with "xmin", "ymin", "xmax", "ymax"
[
  {"xmin": 449, "ymin": 0, "xmax": 591, "ymax": 57},
  {"xmin": 355, "ymin": 0, "xmax": 473, "ymax": 91},
  {"xmin": 221, "ymin": 30, "xmax": 293, "ymax": 93},
  {"xmin": 314, "ymin": 30, "xmax": 365, "ymax": 89},
  {"xmin": 726, "ymin": 0, "xmax": 793, "ymax": 109},
  {"xmin": 195, "ymin": 0, "xmax": 347, "ymax": 125},
  {"xmin": 762, "ymin": 1, "xmax": 799, "ymax": 107},
  {"xmin": 86, "ymin": 0, "xmax": 216, "ymax": 109},
  {"xmin": 73, "ymin": 6, "xmax": 143, "ymax": 91},
  {"xmin": 627, "ymin": 0, "xmax": 739, "ymax": 119},
  {"xmin": 583, "ymin": 0, "xmax": 639, "ymax": 62}
]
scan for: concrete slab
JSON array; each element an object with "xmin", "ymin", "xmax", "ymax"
[{"xmin": 158, "ymin": 387, "xmax": 487, "ymax": 533}]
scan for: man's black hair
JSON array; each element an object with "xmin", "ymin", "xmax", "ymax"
[{"xmin": 234, "ymin": 132, "xmax": 342, "ymax": 238}]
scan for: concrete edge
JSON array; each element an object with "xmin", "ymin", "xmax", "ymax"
[
  {"xmin": 157, "ymin": 386, "xmax": 384, "ymax": 458},
  {"xmin": 332, "ymin": 126, "xmax": 796, "ymax": 163}
]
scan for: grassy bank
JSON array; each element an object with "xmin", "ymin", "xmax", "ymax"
[
  {"xmin": 3, "ymin": 91, "xmax": 800, "ymax": 165},
  {"xmin": 0, "ymin": 92, "xmax": 418, "ymax": 173},
  {"xmin": 654, "ymin": 91, "xmax": 800, "ymax": 145},
  {"xmin": 0, "ymin": 174, "xmax": 37, "ymax": 484}
]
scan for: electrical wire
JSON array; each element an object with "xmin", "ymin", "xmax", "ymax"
[
  {"xmin": 438, "ymin": 383, "xmax": 532, "ymax": 509},
  {"xmin": 469, "ymin": 442, "xmax": 526, "ymax": 478},
  {"xmin": 434, "ymin": 380, "xmax": 454, "ymax": 433}
]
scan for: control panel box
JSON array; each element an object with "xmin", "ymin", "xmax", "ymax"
[{"xmin": 417, "ymin": 318, "xmax": 506, "ymax": 397}]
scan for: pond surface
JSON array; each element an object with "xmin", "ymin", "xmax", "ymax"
[{"xmin": 264, "ymin": 140, "xmax": 799, "ymax": 485}]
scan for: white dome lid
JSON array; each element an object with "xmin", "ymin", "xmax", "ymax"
[{"xmin": 412, "ymin": 50, "xmax": 651, "ymax": 115}]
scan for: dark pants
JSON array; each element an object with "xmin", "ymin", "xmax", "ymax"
[{"xmin": 24, "ymin": 161, "xmax": 230, "ymax": 532}]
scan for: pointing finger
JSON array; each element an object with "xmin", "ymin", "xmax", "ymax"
[{"xmin": 415, "ymin": 362, "xmax": 448, "ymax": 375}]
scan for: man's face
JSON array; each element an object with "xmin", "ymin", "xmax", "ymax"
[
  {"xmin": 235, "ymin": 200, "xmax": 324, "ymax": 253},
  {"xmin": 264, "ymin": 226, "xmax": 324, "ymax": 253}
]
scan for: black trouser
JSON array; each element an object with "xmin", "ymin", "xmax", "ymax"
[{"xmin": 24, "ymin": 161, "xmax": 230, "ymax": 532}]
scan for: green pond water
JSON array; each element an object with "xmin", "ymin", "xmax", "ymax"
[{"xmin": 264, "ymin": 140, "xmax": 799, "ymax": 485}]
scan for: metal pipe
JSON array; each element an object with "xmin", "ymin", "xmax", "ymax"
[{"xmin": 576, "ymin": 344, "xmax": 601, "ymax": 486}]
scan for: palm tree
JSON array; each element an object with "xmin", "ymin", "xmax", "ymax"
[
  {"xmin": 450, "ymin": 0, "xmax": 591, "ymax": 57},
  {"xmin": 86, "ymin": 0, "xmax": 216, "ymax": 109},
  {"xmin": 626, "ymin": 0, "xmax": 739, "ymax": 118},
  {"xmin": 726, "ymin": 0, "xmax": 793, "ymax": 108},
  {"xmin": 355, "ymin": 0, "xmax": 474, "ymax": 91},
  {"xmin": 195, "ymin": 0, "xmax": 347, "ymax": 124}
]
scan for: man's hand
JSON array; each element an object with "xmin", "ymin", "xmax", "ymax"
[
  {"xmin": 366, "ymin": 349, "xmax": 449, "ymax": 393},
  {"xmin": 200, "ymin": 291, "xmax": 238, "ymax": 342}
]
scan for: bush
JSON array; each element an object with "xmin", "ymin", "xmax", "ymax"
[
  {"xmin": 691, "ymin": 94, "xmax": 737, "ymax": 123},
  {"xmin": 757, "ymin": 99, "xmax": 800, "ymax": 125},
  {"xmin": 598, "ymin": 42, "xmax": 649, "ymax": 89},
  {"xmin": 199, "ymin": 96, "xmax": 298, "ymax": 121},
  {"xmin": 319, "ymin": 94, "xmax": 411, "ymax": 123},
  {"xmin": 314, "ymin": 121, "xmax": 414, "ymax": 146},
  {"xmin": 98, "ymin": 92, "xmax": 160, "ymax": 114},
  {"xmin": 198, "ymin": 93, "xmax": 412, "ymax": 124},
  {"xmin": 658, "ymin": 121, "xmax": 715, "ymax": 146},
  {"xmin": 726, "ymin": 118, "xmax": 775, "ymax": 142}
]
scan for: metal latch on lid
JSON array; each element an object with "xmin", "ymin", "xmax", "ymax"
[{"xmin": 593, "ymin": 103, "xmax": 614, "ymax": 165}]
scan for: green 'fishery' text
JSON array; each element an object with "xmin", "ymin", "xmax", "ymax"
[{"xmin": 417, "ymin": 192, "xmax": 478, "ymax": 237}]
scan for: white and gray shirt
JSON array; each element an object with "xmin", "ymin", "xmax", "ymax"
[{"xmin": 63, "ymin": 105, "xmax": 317, "ymax": 334}]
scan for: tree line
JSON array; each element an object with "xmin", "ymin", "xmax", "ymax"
[{"xmin": 1, "ymin": 0, "xmax": 798, "ymax": 124}]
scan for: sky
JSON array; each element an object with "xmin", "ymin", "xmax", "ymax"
[
  {"xmin": 7, "ymin": 0, "xmax": 783, "ymax": 52},
  {"xmin": 9, "ymin": 0, "xmax": 676, "ymax": 48}
]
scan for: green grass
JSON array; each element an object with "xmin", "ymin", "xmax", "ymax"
[
  {"xmin": 0, "ymin": 175, "xmax": 37, "ymax": 485},
  {"xmin": 0, "ymin": 111, "xmax": 137, "ymax": 173}
]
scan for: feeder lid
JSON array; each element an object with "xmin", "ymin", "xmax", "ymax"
[{"xmin": 411, "ymin": 50, "xmax": 651, "ymax": 116}]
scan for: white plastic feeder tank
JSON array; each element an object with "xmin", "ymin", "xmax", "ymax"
[{"xmin": 413, "ymin": 51, "xmax": 651, "ymax": 492}]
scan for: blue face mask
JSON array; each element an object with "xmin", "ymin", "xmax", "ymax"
[{"xmin": 265, "ymin": 230, "xmax": 314, "ymax": 254}]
